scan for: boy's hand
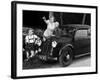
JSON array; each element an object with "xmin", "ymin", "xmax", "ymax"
[{"xmin": 43, "ymin": 37, "xmax": 46, "ymax": 41}]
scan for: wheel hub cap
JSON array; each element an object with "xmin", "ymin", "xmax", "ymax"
[{"xmin": 66, "ymin": 54, "xmax": 70, "ymax": 60}]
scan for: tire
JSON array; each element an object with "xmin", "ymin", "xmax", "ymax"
[{"xmin": 59, "ymin": 47, "xmax": 73, "ymax": 67}]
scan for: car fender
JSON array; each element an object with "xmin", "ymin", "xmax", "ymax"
[{"xmin": 59, "ymin": 44, "xmax": 74, "ymax": 56}]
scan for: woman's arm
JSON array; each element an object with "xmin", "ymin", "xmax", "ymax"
[
  {"xmin": 53, "ymin": 22, "xmax": 60, "ymax": 36},
  {"xmin": 42, "ymin": 16, "xmax": 49, "ymax": 24},
  {"xmin": 55, "ymin": 22, "xmax": 59, "ymax": 27}
]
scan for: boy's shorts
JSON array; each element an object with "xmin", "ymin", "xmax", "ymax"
[{"xmin": 25, "ymin": 43, "xmax": 34, "ymax": 52}]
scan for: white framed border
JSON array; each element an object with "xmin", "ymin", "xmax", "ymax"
[{"xmin": 11, "ymin": 1, "xmax": 97, "ymax": 78}]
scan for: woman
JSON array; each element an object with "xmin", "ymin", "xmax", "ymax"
[{"xmin": 42, "ymin": 16, "xmax": 59, "ymax": 38}]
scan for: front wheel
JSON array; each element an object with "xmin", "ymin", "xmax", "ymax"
[{"xmin": 59, "ymin": 47, "xmax": 73, "ymax": 67}]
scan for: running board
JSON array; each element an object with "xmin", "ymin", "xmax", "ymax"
[{"xmin": 75, "ymin": 52, "xmax": 90, "ymax": 58}]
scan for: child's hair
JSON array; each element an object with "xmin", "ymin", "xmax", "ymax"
[
  {"xmin": 28, "ymin": 29, "xmax": 34, "ymax": 34},
  {"xmin": 49, "ymin": 11, "xmax": 54, "ymax": 18}
]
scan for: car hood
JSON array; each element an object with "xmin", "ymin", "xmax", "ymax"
[{"xmin": 51, "ymin": 36, "xmax": 72, "ymax": 44}]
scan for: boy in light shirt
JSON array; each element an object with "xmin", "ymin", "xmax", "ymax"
[{"xmin": 25, "ymin": 29, "xmax": 38, "ymax": 61}]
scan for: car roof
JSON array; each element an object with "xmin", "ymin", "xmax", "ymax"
[{"xmin": 63, "ymin": 24, "xmax": 90, "ymax": 29}]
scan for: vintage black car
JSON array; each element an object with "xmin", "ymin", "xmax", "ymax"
[
  {"xmin": 23, "ymin": 24, "xmax": 91, "ymax": 67},
  {"xmin": 37, "ymin": 24, "xmax": 91, "ymax": 67}
]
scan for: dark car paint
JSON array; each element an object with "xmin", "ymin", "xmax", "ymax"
[
  {"xmin": 73, "ymin": 27, "xmax": 90, "ymax": 55},
  {"xmin": 48, "ymin": 25, "xmax": 91, "ymax": 58}
]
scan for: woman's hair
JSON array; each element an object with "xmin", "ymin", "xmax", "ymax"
[{"xmin": 49, "ymin": 15, "xmax": 54, "ymax": 18}]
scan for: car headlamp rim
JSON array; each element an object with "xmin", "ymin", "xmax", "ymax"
[{"xmin": 52, "ymin": 41, "xmax": 57, "ymax": 48}]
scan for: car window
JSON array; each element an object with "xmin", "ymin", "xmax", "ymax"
[{"xmin": 74, "ymin": 29, "xmax": 88, "ymax": 40}]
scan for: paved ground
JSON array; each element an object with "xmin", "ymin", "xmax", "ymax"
[
  {"xmin": 23, "ymin": 55, "xmax": 90, "ymax": 69},
  {"xmin": 69, "ymin": 55, "xmax": 90, "ymax": 67}
]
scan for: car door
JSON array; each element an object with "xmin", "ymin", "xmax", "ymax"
[{"xmin": 74, "ymin": 28, "xmax": 90, "ymax": 55}]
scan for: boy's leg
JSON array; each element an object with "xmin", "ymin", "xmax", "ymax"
[
  {"xmin": 25, "ymin": 51, "xmax": 29, "ymax": 61},
  {"xmin": 30, "ymin": 50, "xmax": 35, "ymax": 57}
]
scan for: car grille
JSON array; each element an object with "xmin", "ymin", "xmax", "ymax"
[{"xmin": 41, "ymin": 40, "xmax": 52, "ymax": 56}]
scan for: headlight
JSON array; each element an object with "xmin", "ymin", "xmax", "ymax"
[
  {"xmin": 35, "ymin": 39, "xmax": 42, "ymax": 46},
  {"xmin": 52, "ymin": 41, "xmax": 57, "ymax": 48}
]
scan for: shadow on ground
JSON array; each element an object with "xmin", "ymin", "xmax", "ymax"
[{"xmin": 23, "ymin": 55, "xmax": 90, "ymax": 69}]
